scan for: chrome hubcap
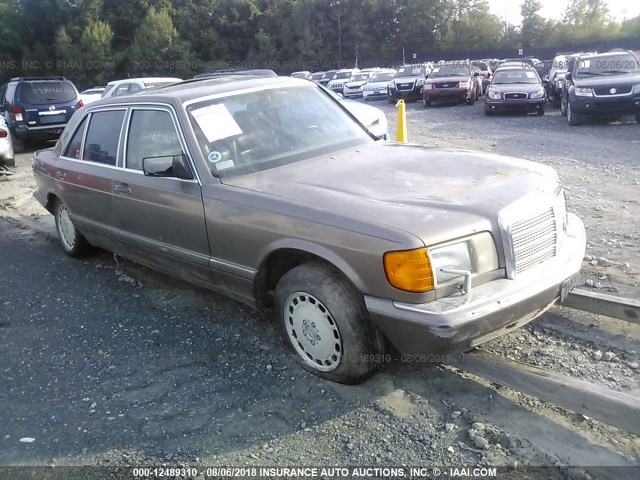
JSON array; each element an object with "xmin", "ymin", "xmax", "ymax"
[
  {"xmin": 284, "ymin": 292, "xmax": 342, "ymax": 372},
  {"xmin": 58, "ymin": 204, "xmax": 76, "ymax": 250}
]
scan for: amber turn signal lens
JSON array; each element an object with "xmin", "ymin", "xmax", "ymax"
[{"xmin": 383, "ymin": 248, "xmax": 435, "ymax": 293}]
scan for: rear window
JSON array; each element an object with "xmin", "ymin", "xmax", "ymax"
[{"xmin": 18, "ymin": 81, "xmax": 77, "ymax": 104}]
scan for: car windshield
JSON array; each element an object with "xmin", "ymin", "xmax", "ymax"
[
  {"xmin": 395, "ymin": 66, "xmax": 425, "ymax": 77},
  {"xmin": 492, "ymin": 70, "xmax": 540, "ymax": 84},
  {"xmin": 187, "ymin": 85, "xmax": 372, "ymax": 178},
  {"xmin": 321, "ymin": 72, "xmax": 336, "ymax": 80},
  {"xmin": 575, "ymin": 54, "xmax": 640, "ymax": 77},
  {"xmin": 334, "ymin": 72, "xmax": 352, "ymax": 80},
  {"xmin": 350, "ymin": 74, "xmax": 369, "ymax": 82},
  {"xmin": 430, "ymin": 64, "xmax": 469, "ymax": 77},
  {"xmin": 310, "ymin": 73, "xmax": 324, "ymax": 80},
  {"xmin": 19, "ymin": 81, "xmax": 77, "ymax": 104},
  {"xmin": 370, "ymin": 73, "xmax": 395, "ymax": 82}
]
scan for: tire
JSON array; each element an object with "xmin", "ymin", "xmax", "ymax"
[
  {"xmin": 466, "ymin": 91, "xmax": 476, "ymax": 105},
  {"xmin": 54, "ymin": 199, "xmax": 92, "ymax": 257},
  {"xmin": 560, "ymin": 97, "xmax": 567, "ymax": 117},
  {"xmin": 422, "ymin": 97, "xmax": 431, "ymax": 108},
  {"xmin": 387, "ymin": 97, "xmax": 395, "ymax": 104},
  {"xmin": 536, "ymin": 108, "xmax": 545, "ymax": 116},
  {"xmin": 484, "ymin": 105, "xmax": 493, "ymax": 116},
  {"xmin": 551, "ymin": 96, "xmax": 560, "ymax": 108},
  {"xmin": 567, "ymin": 101, "xmax": 582, "ymax": 126},
  {"xmin": 10, "ymin": 131, "xmax": 26, "ymax": 154},
  {"xmin": 275, "ymin": 261, "xmax": 385, "ymax": 384}
]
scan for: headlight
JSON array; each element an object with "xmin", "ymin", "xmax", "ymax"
[
  {"xmin": 424, "ymin": 83, "xmax": 433, "ymax": 90},
  {"xmin": 459, "ymin": 81, "xmax": 469, "ymax": 88},
  {"xmin": 416, "ymin": 78, "xmax": 424, "ymax": 86},
  {"xmin": 428, "ymin": 232, "xmax": 499, "ymax": 288},
  {"xmin": 575, "ymin": 87, "xmax": 593, "ymax": 97},
  {"xmin": 387, "ymin": 82, "xmax": 395, "ymax": 89},
  {"xmin": 530, "ymin": 89, "xmax": 545, "ymax": 99},
  {"xmin": 633, "ymin": 84, "xmax": 640, "ymax": 93},
  {"xmin": 488, "ymin": 89, "xmax": 501, "ymax": 99},
  {"xmin": 383, "ymin": 248, "xmax": 434, "ymax": 292}
]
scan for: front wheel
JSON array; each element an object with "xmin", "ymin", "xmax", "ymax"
[
  {"xmin": 560, "ymin": 97, "xmax": 567, "ymax": 116},
  {"xmin": 387, "ymin": 97, "xmax": 395, "ymax": 104},
  {"xmin": 275, "ymin": 262, "xmax": 385, "ymax": 384},
  {"xmin": 567, "ymin": 101, "xmax": 582, "ymax": 126},
  {"xmin": 466, "ymin": 91, "xmax": 476, "ymax": 105},
  {"xmin": 54, "ymin": 199, "xmax": 92, "ymax": 257}
]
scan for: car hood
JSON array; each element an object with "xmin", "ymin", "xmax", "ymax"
[
  {"xmin": 574, "ymin": 72, "xmax": 640, "ymax": 88},
  {"xmin": 427, "ymin": 75, "xmax": 469, "ymax": 83},
  {"xmin": 490, "ymin": 83, "xmax": 542, "ymax": 92},
  {"xmin": 393, "ymin": 76, "xmax": 421, "ymax": 84},
  {"xmin": 365, "ymin": 81, "xmax": 390, "ymax": 89},
  {"xmin": 221, "ymin": 143, "xmax": 559, "ymax": 245}
]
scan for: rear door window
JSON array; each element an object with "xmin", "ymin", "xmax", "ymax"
[
  {"xmin": 18, "ymin": 81, "xmax": 77, "ymax": 104},
  {"xmin": 114, "ymin": 84, "xmax": 131, "ymax": 97},
  {"xmin": 82, "ymin": 110, "xmax": 125, "ymax": 166},
  {"xmin": 63, "ymin": 116, "xmax": 89, "ymax": 159}
]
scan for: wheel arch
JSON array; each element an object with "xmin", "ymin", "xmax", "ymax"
[{"xmin": 253, "ymin": 240, "xmax": 367, "ymax": 313}]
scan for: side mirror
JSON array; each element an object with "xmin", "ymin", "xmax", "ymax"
[{"xmin": 142, "ymin": 154, "xmax": 193, "ymax": 180}]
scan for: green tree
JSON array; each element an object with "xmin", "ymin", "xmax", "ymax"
[{"xmin": 520, "ymin": 0, "xmax": 547, "ymax": 49}]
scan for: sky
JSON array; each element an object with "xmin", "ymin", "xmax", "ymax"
[{"xmin": 487, "ymin": 0, "xmax": 640, "ymax": 26}]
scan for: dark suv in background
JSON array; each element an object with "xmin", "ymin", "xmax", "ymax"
[
  {"xmin": 560, "ymin": 50, "xmax": 640, "ymax": 126},
  {"xmin": 0, "ymin": 76, "xmax": 82, "ymax": 152}
]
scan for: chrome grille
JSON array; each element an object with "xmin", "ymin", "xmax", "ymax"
[
  {"xmin": 511, "ymin": 208, "xmax": 557, "ymax": 274},
  {"xmin": 504, "ymin": 92, "xmax": 528, "ymax": 100},
  {"xmin": 396, "ymin": 82, "xmax": 414, "ymax": 91}
]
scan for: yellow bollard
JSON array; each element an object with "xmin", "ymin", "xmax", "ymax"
[{"xmin": 395, "ymin": 99, "xmax": 407, "ymax": 143}]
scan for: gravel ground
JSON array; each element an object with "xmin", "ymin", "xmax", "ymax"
[{"xmin": 0, "ymin": 100, "xmax": 639, "ymax": 479}]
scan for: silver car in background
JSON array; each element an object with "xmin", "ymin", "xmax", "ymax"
[{"xmin": 0, "ymin": 118, "xmax": 15, "ymax": 168}]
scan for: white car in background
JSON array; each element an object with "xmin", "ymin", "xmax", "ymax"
[
  {"xmin": 291, "ymin": 71, "xmax": 312, "ymax": 79},
  {"xmin": 363, "ymin": 70, "xmax": 397, "ymax": 101},
  {"xmin": 327, "ymin": 68, "xmax": 360, "ymax": 93},
  {"xmin": 101, "ymin": 77, "xmax": 182, "ymax": 99},
  {"xmin": 342, "ymin": 72, "xmax": 373, "ymax": 98},
  {"xmin": 325, "ymin": 89, "xmax": 388, "ymax": 140},
  {"xmin": 0, "ymin": 117, "xmax": 15, "ymax": 169},
  {"xmin": 79, "ymin": 87, "xmax": 105, "ymax": 105}
]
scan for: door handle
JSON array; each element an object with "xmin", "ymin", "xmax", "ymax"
[
  {"xmin": 114, "ymin": 183, "xmax": 132, "ymax": 194},
  {"xmin": 55, "ymin": 170, "xmax": 66, "ymax": 180}
]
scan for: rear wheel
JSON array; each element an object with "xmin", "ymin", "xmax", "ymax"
[
  {"xmin": 275, "ymin": 261, "xmax": 385, "ymax": 384},
  {"xmin": 54, "ymin": 199, "xmax": 92, "ymax": 257}
]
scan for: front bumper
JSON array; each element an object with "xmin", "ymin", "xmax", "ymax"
[
  {"xmin": 0, "ymin": 138, "xmax": 15, "ymax": 165},
  {"xmin": 485, "ymin": 98, "xmax": 545, "ymax": 113},
  {"xmin": 423, "ymin": 88, "xmax": 471, "ymax": 102},
  {"xmin": 570, "ymin": 94, "xmax": 640, "ymax": 116},
  {"xmin": 363, "ymin": 90, "xmax": 388, "ymax": 100},
  {"xmin": 365, "ymin": 213, "xmax": 585, "ymax": 355},
  {"xmin": 388, "ymin": 86, "xmax": 422, "ymax": 102}
]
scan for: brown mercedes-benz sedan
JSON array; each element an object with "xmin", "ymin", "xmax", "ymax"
[{"xmin": 32, "ymin": 75, "xmax": 585, "ymax": 384}]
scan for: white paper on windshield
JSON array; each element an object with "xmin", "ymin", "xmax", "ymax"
[
  {"xmin": 525, "ymin": 71, "xmax": 536, "ymax": 78},
  {"xmin": 191, "ymin": 104, "xmax": 243, "ymax": 143}
]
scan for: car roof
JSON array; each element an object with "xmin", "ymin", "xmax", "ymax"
[
  {"xmin": 576, "ymin": 50, "xmax": 633, "ymax": 60},
  {"xmin": 133, "ymin": 75, "xmax": 309, "ymax": 104},
  {"xmin": 106, "ymin": 77, "xmax": 182, "ymax": 86}
]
